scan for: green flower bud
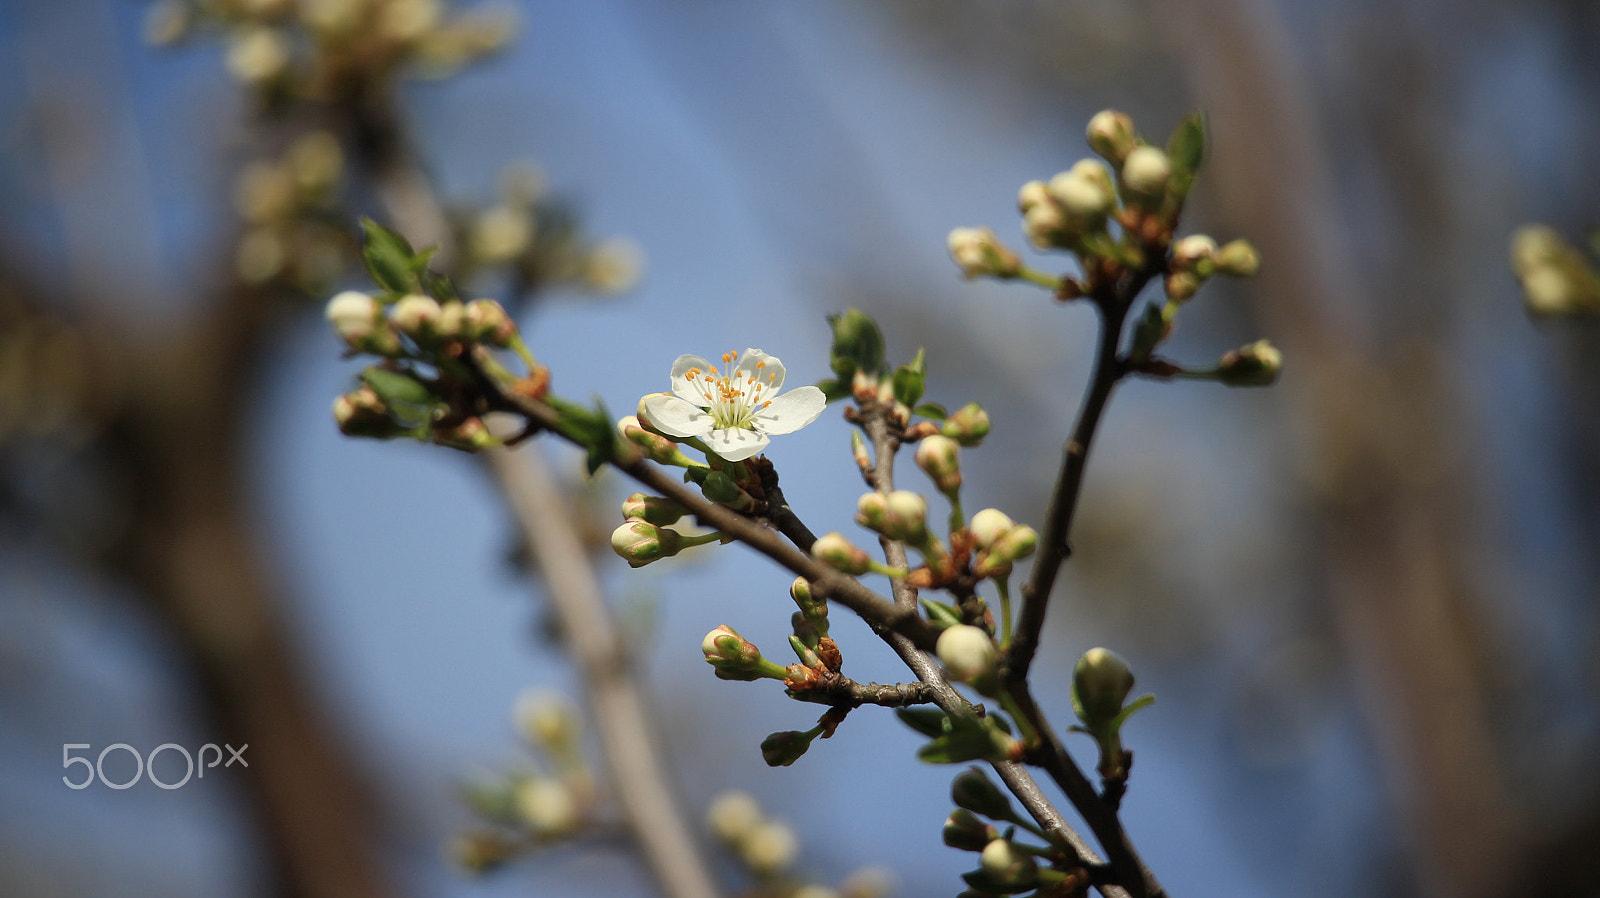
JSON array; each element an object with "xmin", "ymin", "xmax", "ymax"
[
  {"xmin": 1217, "ymin": 339, "xmax": 1282, "ymax": 387},
  {"xmin": 936, "ymin": 624, "xmax": 999, "ymax": 693},
  {"xmin": 790, "ymin": 577, "xmax": 825, "ymax": 617},
  {"xmin": 974, "ymin": 523, "xmax": 1037, "ymax": 577},
  {"xmin": 940, "ymin": 402, "xmax": 991, "ymax": 446},
  {"xmin": 948, "ymin": 226, "xmax": 1022, "ymax": 279},
  {"xmin": 617, "ymin": 415, "xmax": 688, "ymax": 464},
  {"xmin": 760, "ymin": 729, "xmax": 814, "ymax": 767},
  {"xmin": 812, "ymin": 532, "xmax": 873, "ymax": 575},
  {"xmin": 943, "ymin": 809, "xmax": 997, "ymax": 851},
  {"xmin": 979, "ymin": 837, "xmax": 1039, "ymax": 890},
  {"xmin": 914, "ymin": 435, "xmax": 962, "ymax": 494},
  {"xmin": 1214, "ymin": 238, "xmax": 1262, "ymax": 277},
  {"xmin": 1072, "ymin": 647, "xmax": 1135, "ymax": 727},
  {"xmin": 621, "ymin": 492, "xmax": 687, "ymax": 526},
  {"xmin": 1120, "ymin": 145, "xmax": 1172, "ymax": 203},
  {"xmin": 950, "ymin": 767, "xmax": 1014, "ymax": 820},
  {"xmin": 513, "ymin": 689, "xmax": 579, "ymax": 753},
  {"xmin": 1165, "ymin": 269, "xmax": 1204, "ymax": 303},
  {"xmin": 1086, "ymin": 109, "xmax": 1136, "ymax": 166},
  {"xmin": 610, "ymin": 520, "xmax": 682, "ymax": 567},
  {"xmin": 968, "ymin": 508, "xmax": 1015, "ymax": 550}
]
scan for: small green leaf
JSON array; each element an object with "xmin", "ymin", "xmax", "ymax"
[
  {"xmin": 360, "ymin": 217, "xmax": 418, "ymax": 296},
  {"xmin": 891, "ymin": 347, "xmax": 927, "ymax": 408},
  {"xmin": 760, "ymin": 730, "xmax": 813, "ymax": 767},
  {"xmin": 913, "ymin": 402, "xmax": 948, "ymax": 421},
  {"xmin": 815, "ymin": 377, "xmax": 851, "ymax": 404},
  {"xmin": 895, "ymin": 707, "xmax": 952, "ymax": 739},
  {"xmin": 419, "ymin": 267, "xmax": 459, "ymax": 303},
  {"xmin": 920, "ymin": 597, "xmax": 963, "ymax": 628},
  {"xmin": 1165, "ymin": 112, "xmax": 1206, "ymax": 202},
  {"xmin": 917, "ymin": 716, "xmax": 1002, "ymax": 764},
  {"xmin": 961, "ymin": 868, "xmax": 1030, "ymax": 895},
  {"xmin": 826, "ymin": 309, "xmax": 886, "ymax": 379},
  {"xmin": 360, "ymin": 366, "xmax": 434, "ymax": 407}
]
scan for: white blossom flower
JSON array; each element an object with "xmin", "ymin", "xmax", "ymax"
[{"xmin": 642, "ymin": 348, "xmax": 825, "ymax": 462}]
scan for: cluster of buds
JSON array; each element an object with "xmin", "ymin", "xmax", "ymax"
[
  {"xmin": 1511, "ymin": 224, "xmax": 1600, "ymax": 317},
  {"xmin": 968, "ymin": 508, "xmax": 1037, "ymax": 579},
  {"xmin": 706, "ymin": 791, "xmax": 800, "ymax": 878},
  {"xmin": 1165, "ymin": 233, "xmax": 1261, "ymax": 301},
  {"xmin": 856, "ymin": 490, "xmax": 932, "ymax": 547},
  {"xmin": 233, "ymin": 130, "xmax": 347, "ymax": 288},
  {"xmin": 944, "ymin": 768, "xmax": 1084, "ymax": 896}
]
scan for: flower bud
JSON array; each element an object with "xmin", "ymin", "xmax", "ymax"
[
  {"xmin": 936, "ymin": 625, "xmax": 999, "ymax": 692},
  {"xmin": 225, "ymin": 27, "xmax": 288, "ymax": 84},
  {"xmin": 513, "ymin": 689, "xmax": 579, "ymax": 752},
  {"xmin": 741, "ymin": 820, "xmax": 799, "ymax": 876},
  {"xmin": 883, "ymin": 490, "xmax": 929, "ymax": 544},
  {"xmin": 968, "ymin": 508, "xmax": 1015, "ymax": 550},
  {"xmin": 463, "ymin": 297, "xmax": 516, "ymax": 346},
  {"xmin": 1017, "ymin": 179, "xmax": 1052, "ymax": 214},
  {"xmin": 1120, "ymin": 145, "xmax": 1172, "ymax": 202},
  {"xmin": 701, "ymin": 624, "xmax": 777, "ymax": 680},
  {"xmin": 914, "ymin": 435, "xmax": 962, "ymax": 494},
  {"xmin": 975, "ymin": 523, "xmax": 1037, "ymax": 578},
  {"xmin": 947, "ymin": 226, "xmax": 1022, "ymax": 279},
  {"xmin": 1047, "ymin": 168, "xmax": 1115, "ymax": 224},
  {"xmin": 513, "ymin": 777, "xmax": 579, "ymax": 836},
  {"xmin": 1217, "ymin": 339, "xmax": 1282, "ymax": 387},
  {"xmin": 1165, "ymin": 269, "xmax": 1203, "ymax": 303},
  {"xmin": 979, "ymin": 837, "xmax": 1039, "ymax": 890},
  {"xmin": 1072, "ymin": 647, "xmax": 1135, "ymax": 727},
  {"xmin": 707, "ymin": 790, "xmax": 763, "ymax": 843},
  {"xmin": 332, "ymin": 385, "xmax": 403, "ymax": 438},
  {"xmin": 434, "ymin": 300, "xmax": 466, "ymax": 341},
  {"xmin": 943, "ymin": 809, "xmax": 996, "ymax": 851},
  {"xmin": 326, "ymin": 290, "xmax": 382, "ymax": 349},
  {"xmin": 812, "ymin": 532, "xmax": 873, "ymax": 575},
  {"xmin": 940, "ymin": 402, "xmax": 991, "ymax": 446},
  {"xmin": 1086, "ymin": 109, "xmax": 1136, "ymax": 166},
  {"xmin": 470, "ymin": 204, "xmax": 532, "ymax": 263},
  {"xmin": 610, "ymin": 520, "xmax": 683, "ymax": 567},
  {"xmin": 1214, "ymin": 238, "xmax": 1262, "ymax": 277},
  {"xmin": 1172, "ymin": 234, "xmax": 1218, "ymax": 272},
  {"xmin": 617, "ymin": 415, "xmax": 686, "ymax": 464},
  {"xmin": 950, "ymin": 767, "xmax": 1014, "ymax": 820},
  {"xmin": 391, "ymin": 293, "xmax": 443, "ymax": 342},
  {"xmin": 855, "ymin": 491, "xmax": 890, "ymax": 533},
  {"xmin": 760, "ymin": 729, "xmax": 813, "ymax": 767},
  {"xmin": 790, "ymin": 577, "xmax": 825, "ymax": 617},
  {"xmin": 621, "ymin": 492, "xmax": 687, "ymax": 526},
  {"xmin": 1022, "ymin": 198, "xmax": 1068, "ymax": 249}
]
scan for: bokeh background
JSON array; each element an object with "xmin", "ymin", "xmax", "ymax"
[{"xmin": 2, "ymin": 1, "xmax": 1598, "ymax": 897}]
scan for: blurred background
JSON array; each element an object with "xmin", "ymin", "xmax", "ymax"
[{"xmin": 2, "ymin": 0, "xmax": 1597, "ymax": 896}]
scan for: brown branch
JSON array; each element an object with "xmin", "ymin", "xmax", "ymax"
[{"xmin": 787, "ymin": 676, "xmax": 937, "ymax": 708}]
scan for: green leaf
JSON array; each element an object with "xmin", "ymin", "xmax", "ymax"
[
  {"xmin": 826, "ymin": 309, "xmax": 886, "ymax": 380},
  {"xmin": 920, "ymin": 597, "xmax": 963, "ymax": 628},
  {"xmin": 815, "ymin": 377, "xmax": 851, "ymax": 404},
  {"xmin": 1165, "ymin": 112, "xmax": 1206, "ymax": 202},
  {"xmin": 360, "ymin": 217, "xmax": 418, "ymax": 296},
  {"xmin": 895, "ymin": 707, "xmax": 952, "ymax": 739},
  {"xmin": 917, "ymin": 715, "xmax": 1002, "ymax": 764},
  {"xmin": 960, "ymin": 868, "xmax": 1031, "ymax": 895},
  {"xmin": 418, "ymin": 266, "xmax": 459, "ymax": 303},
  {"xmin": 360, "ymin": 366, "xmax": 434, "ymax": 407},
  {"xmin": 1128, "ymin": 301, "xmax": 1172, "ymax": 361},
  {"xmin": 912, "ymin": 402, "xmax": 948, "ymax": 421},
  {"xmin": 891, "ymin": 347, "xmax": 926, "ymax": 408}
]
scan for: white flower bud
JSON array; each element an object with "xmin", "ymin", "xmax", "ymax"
[
  {"xmin": 1172, "ymin": 234, "xmax": 1218, "ymax": 269},
  {"xmin": 1017, "ymin": 179, "xmax": 1052, "ymax": 213},
  {"xmin": 707, "ymin": 790, "xmax": 763, "ymax": 843},
  {"xmin": 980, "ymin": 837, "xmax": 1038, "ymax": 889},
  {"xmin": 513, "ymin": 777, "xmax": 578, "ymax": 835},
  {"xmin": 741, "ymin": 820, "xmax": 799, "ymax": 876},
  {"xmin": 812, "ymin": 532, "xmax": 873, "ymax": 575},
  {"xmin": 325, "ymin": 291, "xmax": 381, "ymax": 347},
  {"xmin": 1073, "ymin": 647, "xmax": 1135, "ymax": 726},
  {"xmin": 947, "ymin": 226, "xmax": 1020, "ymax": 279},
  {"xmin": 855, "ymin": 491, "xmax": 890, "ymax": 533},
  {"xmin": 1086, "ymin": 109, "xmax": 1136, "ymax": 165},
  {"xmin": 914, "ymin": 435, "xmax": 962, "ymax": 494},
  {"xmin": 610, "ymin": 520, "xmax": 682, "ymax": 567},
  {"xmin": 1214, "ymin": 239, "xmax": 1262, "ymax": 277},
  {"xmin": 463, "ymin": 297, "xmax": 515, "ymax": 345},
  {"xmin": 883, "ymin": 490, "xmax": 929, "ymax": 544},
  {"xmin": 968, "ymin": 508, "xmax": 1015, "ymax": 551},
  {"xmin": 391, "ymin": 293, "xmax": 442, "ymax": 341},
  {"xmin": 225, "ymin": 27, "xmax": 289, "ymax": 84},
  {"xmin": 1047, "ymin": 170, "xmax": 1114, "ymax": 222},
  {"xmin": 1120, "ymin": 145, "xmax": 1172, "ymax": 200},
  {"xmin": 936, "ymin": 624, "xmax": 999, "ymax": 692},
  {"xmin": 470, "ymin": 204, "xmax": 533, "ymax": 263}
]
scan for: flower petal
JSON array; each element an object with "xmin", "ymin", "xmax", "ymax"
[
  {"xmin": 705, "ymin": 426, "xmax": 770, "ymax": 462},
  {"xmin": 669, "ymin": 354, "xmax": 716, "ymax": 404},
  {"xmin": 737, "ymin": 348, "xmax": 786, "ymax": 394},
  {"xmin": 752, "ymin": 385, "xmax": 825, "ymax": 435},
  {"xmin": 642, "ymin": 393, "xmax": 714, "ymax": 439}
]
